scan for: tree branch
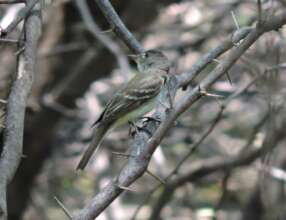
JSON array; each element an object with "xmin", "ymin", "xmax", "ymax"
[
  {"xmin": 0, "ymin": 2, "xmax": 41, "ymax": 219},
  {"xmin": 177, "ymin": 27, "xmax": 252, "ymax": 87},
  {"xmin": 94, "ymin": 0, "xmax": 144, "ymax": 54},
  {"xmin": 0, "ymin": 0, "xmax": 24, "ymax": 4},
  {"xmin": 76, "ymin": 0, "xmax": 131, "ymax": 75}
]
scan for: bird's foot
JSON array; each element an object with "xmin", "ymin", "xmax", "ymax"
[
  {"xmin": 128, "ymin": 120, "xmax": 152, "ymax": 137},
  {"xmin": 128, "ymin": 121, "xmax": 139, "ymax": 136}
]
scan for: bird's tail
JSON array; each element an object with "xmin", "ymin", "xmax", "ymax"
[{"xmin": 76, "ymin": 124, "xmax": 110, "ymax": 170}]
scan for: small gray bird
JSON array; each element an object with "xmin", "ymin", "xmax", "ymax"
[{"xmin": 77, "ymin": 49, "xmax": 170, "ymax": 170}]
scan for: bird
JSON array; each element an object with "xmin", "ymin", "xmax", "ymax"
[{"xmin": 76, "ymin": 49, "xmax": 170, "ymax": 170}]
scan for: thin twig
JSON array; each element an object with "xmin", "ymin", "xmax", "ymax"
[
  {"xmin": 94, "ymin": 0, "xmax": 144, "ymax": 54},
  {"xmin": 0, "ymin": 0, "xmax": 24, "ymax": 4},
  {"xmin": 39, "ymin": 42, "xmax": 87, "ymax": 57},
  {"xmin": 116, "ymin": 184, "xmax": 136, "ymax": 192},
  {"xmin": 54, "ymin": 196, "xmax": 73, "ymax": 219},
  {"xmin": 231, "ymin": 11, "xmax": 240, "ymax": 30},
  {"xmin": 146, "ymin": 169, "xmax": 166, "ymax": 185},
  {"xmin": 215, "ymin": 172, "xmax": 231, "ymax": 210},
  {"xmin": 76, "ymin": 0, "xmax": 131, "ymax": 75},
  {"xmin": 257, "ymin": 0, "xmax": 263, "ymax": 26},
  {"xmin": 0, "ymin": 38, "xmax": 18, "ymax": 43},
  {"xmin": 111, "ymin": 151, "xmax": 135, "ymax": 158}
]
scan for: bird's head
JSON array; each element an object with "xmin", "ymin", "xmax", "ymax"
[{"xmin": 129, "ymin": 50, "xmax": 170, "ymax": 74}]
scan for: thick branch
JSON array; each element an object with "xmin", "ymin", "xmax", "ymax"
[{"xmin": 0, "ymin": 4, "xmax": 41, "ymax": 220}]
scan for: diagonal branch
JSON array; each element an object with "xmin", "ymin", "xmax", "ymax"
[
  {"xmin": 94, "ymin": 0, "xmax": 144, "ymax": 54},
  {"xmin": 76, "ymin": 0, "xmax": 131, "ymax": 75}
]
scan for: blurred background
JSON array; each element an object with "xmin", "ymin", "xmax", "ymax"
[{"xmin": 1, "ymin": 0, "xmax": 286, "ymax": 219}]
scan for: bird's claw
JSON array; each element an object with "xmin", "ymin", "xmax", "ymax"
[{"xmin": 128, "ymin": 120, "xmax": 152, "ymax": 137}]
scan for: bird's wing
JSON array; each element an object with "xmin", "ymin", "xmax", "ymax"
[{"xmin": 94, "ymin": 73, "xmax": 165, "ymax": 125}]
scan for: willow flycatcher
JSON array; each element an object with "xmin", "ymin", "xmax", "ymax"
[{"xmin": 77, "ymin": 49, "xmax": 170, "ymax": 170}]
